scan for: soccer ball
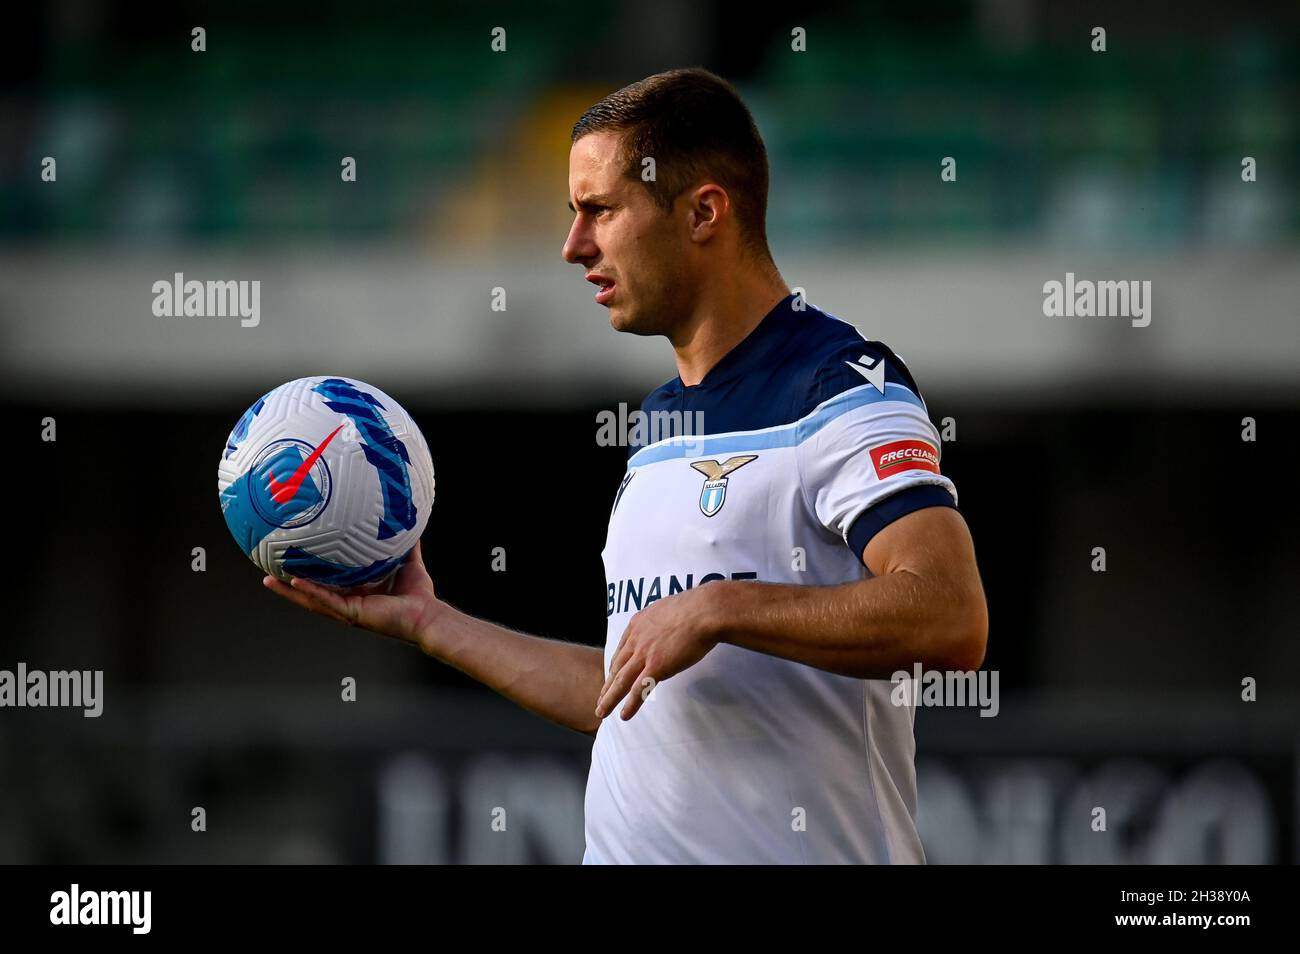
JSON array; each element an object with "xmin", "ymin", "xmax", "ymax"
[{"xmin": 218, "ymin": 375, "xmax": 435, "ymax": 586}]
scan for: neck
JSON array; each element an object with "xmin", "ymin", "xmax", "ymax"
[{"xmin": 670, "ymin": 263, "xmax": 790, "ymax": 386}]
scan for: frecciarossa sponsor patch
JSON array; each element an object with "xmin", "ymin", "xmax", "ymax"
[{"xmin": 870, "ymin": 439, "xmax": 941, "ymax": 478}]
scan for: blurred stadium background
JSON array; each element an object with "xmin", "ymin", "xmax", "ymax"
[{"xmin": 1, "ymin": 1, "xmax": 1298, "ymax": 862}]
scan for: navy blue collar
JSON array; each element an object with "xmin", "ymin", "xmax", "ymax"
[{"xmin": 674, "ymin": 293, "xmax": 801, "ymax": 392}]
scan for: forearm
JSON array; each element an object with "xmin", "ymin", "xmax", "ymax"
[
  {"xmin": 418, "ymin": 603, "xmax": 605, "ymax": 736},
  {"xmin": 708, "ymin": 569, "xmax": 986, "ymax": 680}
]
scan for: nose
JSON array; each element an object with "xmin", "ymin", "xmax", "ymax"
[{"xmin": 562, "ymin": 214, "xmax": 598, "ymax": 265}]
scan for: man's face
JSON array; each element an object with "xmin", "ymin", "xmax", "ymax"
[{"xmin": 563, "ymin": 131, "xmax": 692, "ymax": 336}]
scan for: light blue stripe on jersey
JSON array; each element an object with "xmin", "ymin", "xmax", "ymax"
[{"xmin": 627, "ymin": 381, "xmax": 924, "ymax": 468}]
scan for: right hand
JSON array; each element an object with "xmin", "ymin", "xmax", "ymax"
[{"xmin": 263, "ymin": 540, "xmax": 441, "ymax": 649}]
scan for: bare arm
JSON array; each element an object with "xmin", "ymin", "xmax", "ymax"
[
  {"xmin": 419, "ymin": 603, "xmax": 605, "ymax": 735},
  {"xmin": 716, "ymin": 506, "xmax": 987, "ymax": 676},
  {"xmin": 596, "ymin": 506, "xmax": 987, "ymax": 720},
  {"xmin": 264, "ymin": 542, "xmax": 605, "ymax": 736}
]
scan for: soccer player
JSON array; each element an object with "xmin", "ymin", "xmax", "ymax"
[{"xmin": 266, "ymin": 68, "xmax": 987, "ymax": 864}]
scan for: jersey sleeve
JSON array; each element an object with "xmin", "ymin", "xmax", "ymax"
[{"xmin": 793, "ymin": 341, "xmax": 957, "ymax": 560}]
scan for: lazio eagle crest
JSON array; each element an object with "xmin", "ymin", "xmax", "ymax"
[{"xmin": 689, "ymin": 455, "xmax": 758, "ymax": 517}]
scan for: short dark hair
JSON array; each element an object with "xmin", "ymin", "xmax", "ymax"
[{"xmin": 572, "ymin": 67, "xmax": 772, "ymax": 257}]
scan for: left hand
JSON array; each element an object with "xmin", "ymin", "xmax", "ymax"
[{"xmin": 594, "ymin": 584, "xmax": 724, "ymax": 722}]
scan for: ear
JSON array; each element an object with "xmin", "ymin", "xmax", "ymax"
[{"xmin": 685, "ymin": 183, "xmax": 731, "ymax": 244}]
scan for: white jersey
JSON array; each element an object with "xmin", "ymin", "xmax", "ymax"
[{"xmin": 583, "ymin": 295, "xmax": 959, "ymax": 864}]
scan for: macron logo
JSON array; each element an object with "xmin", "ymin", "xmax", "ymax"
[
  {"xmin": 50, "ymin": 884, "xmax": 151, "ymax": 935},
  {"xmin": 845, "ymin": 354, "xmax": 887, "ymax": 394}
]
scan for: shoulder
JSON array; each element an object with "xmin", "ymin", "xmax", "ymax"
[
  {"xmin": 634, "ymin": 298, "xmax": 928, "ymax": 443},
  {"xmin": 792, "ymin": 305, "xmax": 927, "ymax": 419}
]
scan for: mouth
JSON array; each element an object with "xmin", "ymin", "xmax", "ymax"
[{"xmin": 586, "ymin": 274, "xmax": 616, "ymax": 306}]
